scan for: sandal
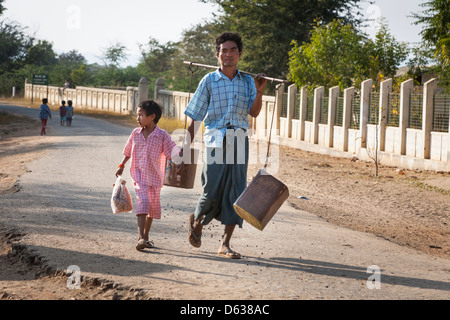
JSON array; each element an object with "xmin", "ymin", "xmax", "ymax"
[
  {"xmin": 136, "ymin": 239, "xmax": 146, "ymax": 251},
  {"xmin": 218, "ymin": 250, "xmax": 241, "ymax": 259},
  {"xmin": 188, "ymin": 213, "xmax": 202, "ymax": 248},
  {"xmin": 145, "ymin": 240, "xmax": 155, "ymax": 248}
]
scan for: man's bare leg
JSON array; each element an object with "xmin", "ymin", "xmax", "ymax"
[{"xmin": 218, "ymin": 224, "xmax": 241, "ymax": 259}]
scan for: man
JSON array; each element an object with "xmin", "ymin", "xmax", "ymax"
[{"xmin": 184, "ymin": 32, "xmax": 267, "ymax": 259}]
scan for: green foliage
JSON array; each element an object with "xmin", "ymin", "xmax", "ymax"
[
  {"xmin": 0, "ymin": 0, "xmax": 445, "ymax": 97},
  {"xmin": 411, "ymin": 0, "xmax": 450, "ymax": 90},
  {"xmin": 288, "ymin": 19, "xmax": 409, "ymax": 90},
  {"xmin": 289, "ymin": 20, "xmax": 367, "ymax": 90},
  {"xmin": 201, "ymin": 0, "xmax": 364, "ymax": 80}
]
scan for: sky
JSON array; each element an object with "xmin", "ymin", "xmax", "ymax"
[{"xmin": 2, "ymin": 0, "xmax": 426, "ymax": 67}]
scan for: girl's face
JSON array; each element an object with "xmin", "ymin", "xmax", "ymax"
[{"xmin": 136, "ymin": 107, "xmax": 155, "ymax": 128}]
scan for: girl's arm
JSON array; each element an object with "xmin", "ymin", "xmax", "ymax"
[{"xmin": 115, "ymin": 156, "xmax": 130, "ymax": 177}]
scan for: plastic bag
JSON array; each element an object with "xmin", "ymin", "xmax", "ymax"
[{"xmin": 111, "ymin": 176, "xmax": 133, "ymax": 213}]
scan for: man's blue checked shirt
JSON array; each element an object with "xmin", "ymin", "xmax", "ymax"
[{"xmin": 184, "ymin": 69, "xmax": 256, "ymax": 148}]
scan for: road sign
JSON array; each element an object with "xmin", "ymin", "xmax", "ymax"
[{"xmin": 32, "ymin": 74, "xmax": 49, "ymax": 85}]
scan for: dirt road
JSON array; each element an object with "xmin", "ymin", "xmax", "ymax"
[{"xmin": 0, "ymin": 103, "xmax": 449, "ymax": 302}]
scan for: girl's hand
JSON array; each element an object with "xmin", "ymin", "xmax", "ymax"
[{"xmin": 115, "ymin": 167, "xmax": 124, "ymax": 177}]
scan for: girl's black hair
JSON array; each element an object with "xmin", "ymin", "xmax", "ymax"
[{"xmin": 138, "ymin": 100, "xmax": 162, "ymax": 124}]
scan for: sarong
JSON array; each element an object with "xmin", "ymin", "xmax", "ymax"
[{"xmin": 194, "ymin": 129, "xmax": 249, "ymax": 227}]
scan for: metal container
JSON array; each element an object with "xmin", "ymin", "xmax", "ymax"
[
  {"xmin": 164, "ymin": 148, "xmax": 199, "ymax": 189},
  {"xmin": 234, "ymin": 169, "xmax": 289, "ymax": 231}
]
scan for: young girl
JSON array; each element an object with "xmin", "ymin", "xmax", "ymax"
[
  {"xmin": 39, "ymin": 98, "xmax": 52, "ymax": 135},
  {"xmin": 115, "ymin": 100, "xmax": 180, "ymax": 250}
]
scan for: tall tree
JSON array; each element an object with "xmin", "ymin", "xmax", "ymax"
[
  {"xmin": 288, "ymin": 20, "xmax": 409, "ymax": 90},
  {"xmin": 201, "ymin": 0, "xmax": 364, "ymax": 79},
  {"xmin": 0, "ymin": 20, "xmax": 32, "ymax": 73},
  {"xmin": 25, "ymin": 39, "xmax": 57, "ymax": 66},
  {"xmin": 411, "ymin": 0, "xmax": 449, "ymax": 89},
  {"xmin": 289, "ymin": 19, "xmax": 367, "ymax": 90},
  {"xmin": 101, "ymin": 42, "xmax": 128, "ymax": 86},
  {"xmin": 0, "ymin": 0, "xmax": 5, "ymax": 16},
  {"xmin": 167, "ymin": 22, "xmax": 220, "ymax": 92}
]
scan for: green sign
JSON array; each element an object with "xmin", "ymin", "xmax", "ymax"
[{"xmin": 32, "ymin": 74, "xmax": 49, "ymax": 85}]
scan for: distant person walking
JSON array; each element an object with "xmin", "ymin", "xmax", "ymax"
[
  {"xmin": 59, "ymin": 100, "xmax": 67, "ymax": 126},
  {"xmin": 39, "ymin": 98, "xmax": 51, "ymax": 135},
  {"xmin": 66, "ymin": 100, "xmax": 74, "ymax": 127}
]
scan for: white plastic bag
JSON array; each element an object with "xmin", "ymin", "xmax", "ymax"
[{"xmin": 111, "ymin": 176, "xmax": 133, "ymax": 213}]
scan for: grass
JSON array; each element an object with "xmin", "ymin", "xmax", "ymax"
[
  {"xmin": 410, "ymin": 180, "xmax": 450, "ymax": 196},
  {"xmin": 0, "ymin": 111, "xmax": 30, "ymax": 124}
]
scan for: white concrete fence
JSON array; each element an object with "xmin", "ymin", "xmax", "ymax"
[
  {"xmin": 24, "ymin": 77, "xmax": 149, "ymax": 114},
  {"xmin": 155, "ymin": 77, "xmax": 449, "ymax": 172},
  {"xmin": 23, "ymin": 76, "xmax": 449, "ymax": 171}
]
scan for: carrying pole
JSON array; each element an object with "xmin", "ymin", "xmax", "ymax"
[{"xmin": 183, "ymin": 61, "xmax": 289, "ymax": 83}]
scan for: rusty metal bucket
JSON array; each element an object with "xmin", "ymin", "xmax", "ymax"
[
  {"xmin": 233, "ymin": 169, "xmax": 289, "ymax": 231},
  {"xmin": 164, "ymin": 148, "xmax": 199, "ymax": 189}
]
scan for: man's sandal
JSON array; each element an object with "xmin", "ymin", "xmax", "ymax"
[
  {"xmin": 188, "ymin": 213, "xmax": 202, "ymax": 248},
  {"xmin": 218, "ymin": 250, "xmax": 241, "ymax": 259}
]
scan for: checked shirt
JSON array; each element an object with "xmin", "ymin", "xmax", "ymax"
[
  {"xmin": 123, "ymin": 126, "xmax": 178, "ymax": 187},
  {"xmin": 184, "ymin": 69, "xmax": 256, "ymax": 147}
]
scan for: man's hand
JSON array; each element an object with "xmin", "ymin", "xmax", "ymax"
[{"xmin": 254, "ymin": 73, "xmax": 268, "ymax": 94}]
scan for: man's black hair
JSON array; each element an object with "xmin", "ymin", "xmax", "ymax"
[
  {"xmin": 138, "ymin": 100, "xmax": 162, "ymax": 124},
  {"xmin": 215, "ymin": 32, "xmax": 243, "ymax": 54}
]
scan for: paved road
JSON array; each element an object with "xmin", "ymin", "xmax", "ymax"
[{"xmin": 1, "ymin": 104, "xmax": 449, "ymax": 300}]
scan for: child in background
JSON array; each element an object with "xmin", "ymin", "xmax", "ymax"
[
  {"xmin": 59, "ymin": 100, "xmax": 67, "ymax": 126},
  {"xmin": 66, "ymin": 100, "xmax": 74, "ymax": 127},
  {"xmin": 115, "ymin": 100, "xmax": 180, "ymax": 250},
  {"xmin": 39, "ymin": 98, "xmax": 51, "ymax": 135}
]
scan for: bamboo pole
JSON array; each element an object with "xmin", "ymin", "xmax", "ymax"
[{"xmin": 183, "ymin": 61, "xmax": 289, "ymax": 83}]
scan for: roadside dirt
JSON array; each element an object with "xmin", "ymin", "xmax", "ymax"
[{"xmin": 0, "ymin": 110, "xmax": 448, "ymax": 300}]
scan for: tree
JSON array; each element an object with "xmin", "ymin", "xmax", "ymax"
[
  {"xmin": 0, "ymin": 0, "xmax": 5, "ymax": 16},
  {"xmin": 101, "ymin": 42, "xmax": 128, "ymax": 86},
  {"xmin": 288, "ymin": 20, "xmax": 409, "ymax": 90},
  {"xmin": 288, "ymin": 19, "xmax": 367, "ymax": 90},
  {"xmin": 366, "ymin": 21, "xmax": 409, "ymax": 85},
  {"xmin": 411, "ymin": 0, "xmax": 450, "ymax": 89},
  {"xmin": 201, "ymin": 0, "xmax": 364, "ymax": 80},
  {"xmin": 102, "ymin": 42, "xmax": 128, "ymax": 68},
  {"xmin": 25, "ymin": 39, "xmax": 57, "ymax": 66},
  {"xmin": 138, "ymin": 37, "xmax": 177, "ymax": 78},
  {"xmin": 166, "ymin": 22, "xmax": 219, "ymax": 92},
  {"xmin": 0, "ymin": 19, "xmax": 32, "ymax": 73}
]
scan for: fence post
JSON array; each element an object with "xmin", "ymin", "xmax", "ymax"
[
  {"xmin": 422, "ymin": 78, "xmax": 437, "ymax": 159},
  {"xmin": 138, "ymin": 77, "xmax": 149, "ymax": 104},
  {"xmin": 312, "ymin": 86, "xmax": 324, "ymax": 144},
  {"xmin": 299, "ymin": 86, "xmax": 308, "ymax": 141},
  {"xmin": 275, "ymin": 83, "xmax": 285, "ymax": 133},
  {"xmin": 328, "ymin": 86, "xmax": 340, "ymax": 147},
  {"xmin": 342, "ymin": 87, "xmax": 355, "ymax": 152},
  {"xmin": 286, "ymin": 84, "xmax": 297, "ymax": 138},
  {"xmin": 379, "ymin": 78, "xmax": 392, "ymax": 151},
  {"xmin": 399, "ymin": 79, "xmax": 414, "ymax": 155},
  {"xmin": 360, "ymin": 79, "xmax": 373, "ymax": 149}
]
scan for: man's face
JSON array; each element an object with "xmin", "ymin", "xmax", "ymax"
[{"xmin": 216, "ymin": 40, "xmax": 242, "ymax": 68}]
